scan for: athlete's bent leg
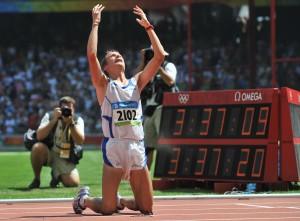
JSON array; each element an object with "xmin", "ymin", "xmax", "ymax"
[
  {"xmin": 128, "ymin": 167, "xmax": 153, "ymax": 214},
  {"xmin": 85, "ymin": 164, "xmax": 123, "ymax": 215}
]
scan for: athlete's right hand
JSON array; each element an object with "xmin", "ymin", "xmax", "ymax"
[{"xmin": 92, "ymin": 4, "xmax": 105, "ymax": 26}]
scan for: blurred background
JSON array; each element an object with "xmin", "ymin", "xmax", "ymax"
[{"xmin": 1, "ymin": 0, "xmax": 300, "ymax": 142}]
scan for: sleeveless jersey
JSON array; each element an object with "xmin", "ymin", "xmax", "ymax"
[{"xmin": 101, "ymin": 78, "xmax": 144, "ymax": 140}]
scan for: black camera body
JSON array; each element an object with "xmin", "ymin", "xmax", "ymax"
[
  {"xmin": 144, "ymin": 48, "xmax": 154, "ymax": 65},
  {"xmin": 61, "ymin": 106, "xmax": 72, "ymax": 117}
]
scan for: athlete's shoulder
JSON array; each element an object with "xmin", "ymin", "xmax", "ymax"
[{"xmin": 130, "ymin": 77, "xmax": 137, "ymax": 84}]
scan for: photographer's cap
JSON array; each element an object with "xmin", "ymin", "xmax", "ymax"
[
  {"xmin": 59, "ymin": 96, "xmax": 76, "ymax": 106},
  {"xmin": 142, "ymin": 45, "xmax": 169, "ymax": 56}
]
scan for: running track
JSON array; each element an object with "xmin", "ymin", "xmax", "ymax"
[{"xmin": 1, "ymin": 194, "xmax": 300, "ymax": 220}]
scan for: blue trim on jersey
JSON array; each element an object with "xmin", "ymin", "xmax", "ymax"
[
  {"xmin": 104, "ymin": 96, "xmax": 112, "ymax": 105},
  {"xmin": 112, "ymin": 79, "xmax": 132, "ymax": 89},
  {"xmin": 121, "ymin": 79, "xmax": 131, "ymax": 89},
  {"xmin": 101, "ymin": 137, "xmax": 113, "ymax": 167},
  {"xmin": 102, "ymin": 116, "xmax": 114, "ymax": 138},
  {"xmin": 111, "ymin": 101, "xmax": 138, "ymax": 109}
]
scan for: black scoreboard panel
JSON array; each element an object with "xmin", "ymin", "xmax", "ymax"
[
  {"xmin": 160, "ymin": 104, "xmax": 271, "ymax": 139},
  {"xmin": 154, "ymin": 145, "xmax": 266, "ymax": 181},
  {"xmin": 155, "ymin": 89, "xmax": 280, "ymax": 182}
]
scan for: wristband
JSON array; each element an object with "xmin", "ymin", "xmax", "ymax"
[{"xmin": 145, "ymin": 24, "xmax": 154, "ymax": 31}]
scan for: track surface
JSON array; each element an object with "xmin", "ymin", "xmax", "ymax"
[{"xmin": 1, "ymin": 196, "xmax": 300, "ymax": 220}]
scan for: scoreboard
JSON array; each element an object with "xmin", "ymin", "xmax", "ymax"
[
  {"xmin": 280, "ymin": 87, "xmax": 300, "ymax": 181},
  {"xmin": 154, "ymin": 88, "xmax": 280, "ymax": 182}
]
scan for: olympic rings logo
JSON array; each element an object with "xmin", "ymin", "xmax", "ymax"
[{"xmin": 178, "ymin": 94, "xmax": 189, "ymax": 104}]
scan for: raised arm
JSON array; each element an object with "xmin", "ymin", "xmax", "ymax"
[
  {"xmin": 87, "ymin": 4, "xmax": 108, "ymax": 104},
  {"xmin": 133, "ymin": 5, "xmax": 166, "ymax": 91}
]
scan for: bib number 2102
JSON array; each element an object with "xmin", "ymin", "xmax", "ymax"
[{"xmin": 117, "ymin": 109, "xmax": 137, "ymax": 121}]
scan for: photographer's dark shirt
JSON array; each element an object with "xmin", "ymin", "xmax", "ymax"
[{"xmin": 144, "ymin": 61, "xmax": 177, "ymax": 107}]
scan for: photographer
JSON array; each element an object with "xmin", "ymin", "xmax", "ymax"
[
  {"xmin": 28, "ymin": 96, "xmax": 85, "ymax": 189},
  {"xmin": 140, "ymin": 47, "xmax": 178, "ymax": 170}
]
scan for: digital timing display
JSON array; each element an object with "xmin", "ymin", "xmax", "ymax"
[
  {"xmin": 155, "ymin": 145, "xmax": 265, "ymax": 180},
  {"xmin": 155, "ymin": 89, "xmax": 279, "ymax": 182},
  {"xmin": 160, "ymin": 104, "xmax": 271, "ymax": 139}
]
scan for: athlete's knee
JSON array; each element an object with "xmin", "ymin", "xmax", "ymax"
[
  {"xmin": 101, "ymin": 205, "xmax": 116, "ymax": 215},
  {"xmin": 101, "ymin": 210, "xmax": 114, "ymax": 216},
  {"xmin": 137, "ymin": 200, "xmax": 153, "ymax": 215},
  {"xmin": 140, "ymin": 207, "xmax": 153, "ymax": 215}
]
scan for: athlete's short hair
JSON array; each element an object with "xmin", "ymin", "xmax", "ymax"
[{"xmin": 101, "ymin": 50, "xmax": 120, "ymax": 77}]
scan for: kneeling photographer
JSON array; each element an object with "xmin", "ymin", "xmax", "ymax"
[{"xmin": 28, "ymin": 96, "xmax": 85, "ymax": 189}]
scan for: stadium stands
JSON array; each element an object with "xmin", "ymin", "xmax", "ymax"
[{"xmin": 1, "ymin": 3, "xmax": 300, "ymax": 143}]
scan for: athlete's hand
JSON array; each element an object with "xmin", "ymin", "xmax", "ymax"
[
  {"xmin": 92, "ymin": 4, "xmax": 105, "ymax": 26},
  {"xmin": 133, "ymin": 5, "xmax": 151, "ymax": 28}
]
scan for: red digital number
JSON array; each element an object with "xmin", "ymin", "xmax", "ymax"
[
  {"xmin": 199, "ymin": 108, "xmax": 212, "ymax": 136},
  {"xmin": 251, "ymin": 149, "xmax": 265, "ymax": 177},
  {"xmin": 241, "ymin": 107, "xmax": 255, "ymax": 136},
  {"xmin": 194, "ymin": 148, "xmax": 207, "ymax": 176},
  {"xmin": 168, "ymin": 147, "xmax": 181, "ymax": 175},
  {"xmin": 217, "ymin": 108, "xmax": 226, "ymax": 136},
  {"xmin": 212, "ymin": 148, "xmax": 221, "ymax": 176},
  {"xmin": 256, "ymin": 107, "xmax": 269, "ymax": 135},
  {"xmin": 236, "ymin": 148, "xmax": 250, "ymax": 177},
  {"xmin": 173, "ymin": 109, "xmax": 186, "ymax": 136}
]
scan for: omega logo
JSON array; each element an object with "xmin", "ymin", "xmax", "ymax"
[{"xmin": 234, "ymin": 91, "xmax": 263, "ymax": 102}]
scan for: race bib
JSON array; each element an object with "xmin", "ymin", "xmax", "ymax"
[{"xmin": 112, "ymin": 101, "xmax": 141, "ymax": 126}]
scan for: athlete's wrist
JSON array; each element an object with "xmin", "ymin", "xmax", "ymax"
[
  {"xmin": 145, "ymin": 24, "xmax": 154, "ymax": 31},
  {"xmin": 92, "ymin": 22, "xmax": 99, "ymax": 28}
]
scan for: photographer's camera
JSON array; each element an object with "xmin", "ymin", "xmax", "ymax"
[{"xmin": 61, "ymin": 106, "xmax": 72, "ymax": 117}]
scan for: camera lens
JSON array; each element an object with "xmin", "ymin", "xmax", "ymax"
[{"xmin": 61, "ymin": 107, "xmax": 72, "ymax": 117}]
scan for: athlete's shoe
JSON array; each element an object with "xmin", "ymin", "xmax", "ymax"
[{"xmin": 73, "ymin": 186, "xmax": 90, "ymax": 214}]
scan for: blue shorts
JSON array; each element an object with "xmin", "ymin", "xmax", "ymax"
[{"xmin": 101, "ymin": 138, "xmax": 147, "ymax": 179}]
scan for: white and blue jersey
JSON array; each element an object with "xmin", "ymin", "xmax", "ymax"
[
  {"xmin": 101, "ymin": 78, "xmax": 144, "ymax": 140},
  {"xmin": 100, "ymin": 78, "xmax": 146, "ymax": 178}
]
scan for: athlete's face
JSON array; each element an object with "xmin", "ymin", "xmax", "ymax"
[{"xmin": 104, "ymin": 51, "xmax": 125, "ymax": 78}]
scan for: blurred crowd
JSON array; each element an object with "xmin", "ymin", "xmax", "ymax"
[
  {"xmin": 1, "ymin": 4, "xmax": 300, "ymax": 140},
  {"xmin": 2, "ymin": 40, "xmax": 300, "ymax": 139}
]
